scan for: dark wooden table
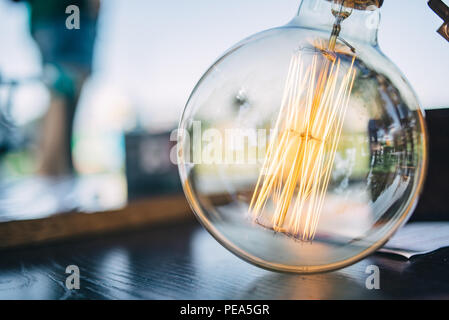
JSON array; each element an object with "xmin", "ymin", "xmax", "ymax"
[{"xmin": 1, "ymin": 221, "xmax": 449, "ymax": 300}]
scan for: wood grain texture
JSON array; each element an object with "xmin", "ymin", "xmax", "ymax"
[{"xmin": 1, "ymin": 222, "xmax": 448, "ymax": 300}]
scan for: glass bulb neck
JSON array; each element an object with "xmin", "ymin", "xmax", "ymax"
[{"xmin": 291, "ymin": 0, "xmax": 381, "ymax": 47}]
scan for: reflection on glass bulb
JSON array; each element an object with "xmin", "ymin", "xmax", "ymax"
[{"xmin": 178, "ymin": 0, "xmax": 427, "ymax": 273}]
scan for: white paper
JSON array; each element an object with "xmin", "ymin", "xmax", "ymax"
[{"xmin": 378, "ymin": 222, "xmax": 449, "ymax": 259}]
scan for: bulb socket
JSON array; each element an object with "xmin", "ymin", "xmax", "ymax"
[
  {"xmin": 438, "ymin": 22, "xmax": 449, "ymax": 42},
  {"xmin": 428, "ymin": 0, "xmax": 449, "ymax": 42}
]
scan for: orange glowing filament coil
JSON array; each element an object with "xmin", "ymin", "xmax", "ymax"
[{"xmin": 249, "ymin": 48, "xmax": 356, "ymax": 242}]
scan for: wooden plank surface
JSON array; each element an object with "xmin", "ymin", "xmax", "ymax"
[
  {"xmin": 0, "ymin": 194, "xmax": 192, "ymax": 249},
  {"xmin": 1, "ymin": 221, "xmax": 448, "ymax": 299}
]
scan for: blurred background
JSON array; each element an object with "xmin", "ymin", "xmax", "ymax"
[{"xmin": 0, "ymin": 0, "xmax": 447, "ymax": 223}]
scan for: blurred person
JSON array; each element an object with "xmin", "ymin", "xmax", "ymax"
[{"xmin": 12, "ymin": 0, "xmax": 99, "ymax": 175}]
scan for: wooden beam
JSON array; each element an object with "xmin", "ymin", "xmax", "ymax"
[{"xmin": 0, "ymin": 194, "xmax": 194, "ymax": 249}]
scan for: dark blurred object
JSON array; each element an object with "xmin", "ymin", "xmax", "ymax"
[
  {"xmin": 13, "ymin": 0, "xmax": 99, "ymax": 175},
  {"xmin": 411, "ymin": 108, "xmax": 449, "ymax": 221},
  {"xmin": 428, "ymin": 0, "xmax": 449, "ymax": 42},
  {"xmin": 28, "ymin": 0, "xmax": 98, "ymax": 75},
  {"xmin": 125, "ymin": 131, "xmax": 182, "ymax": 200},
  {"xmin": 0, "ymin": 75, "xmax": 25, "ymax": 157}
]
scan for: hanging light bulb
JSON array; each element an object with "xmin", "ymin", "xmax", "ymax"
[{"xmin": 177, "ymin": 0, "xmax": 427, "ymax": 273}]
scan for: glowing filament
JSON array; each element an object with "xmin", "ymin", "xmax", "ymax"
[{"xmin": 249, "ymin": 49, "xmax": 356, "ymax": 241}]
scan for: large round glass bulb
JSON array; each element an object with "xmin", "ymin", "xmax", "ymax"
[{"xmin": 177, "ymin": 2, "xmax": 427, "ymax": 273}]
